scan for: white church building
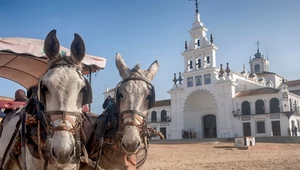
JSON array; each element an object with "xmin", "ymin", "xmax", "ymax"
[{"xmin": 104, "ymin": 9, "xmax": 300, "ymax": 140}]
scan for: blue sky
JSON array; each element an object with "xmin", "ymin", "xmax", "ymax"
[{"xmin": 0, "ymin": 0, "xmax": 299, "ymax": 113}]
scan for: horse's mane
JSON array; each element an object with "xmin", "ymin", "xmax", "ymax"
[
  {"xmin": 131, "ymin": 63, "xmax": 140, "ymax": 72},
  {"xmin": 129, "ymin": 63, "xmax": 151, "ymax": 82}
]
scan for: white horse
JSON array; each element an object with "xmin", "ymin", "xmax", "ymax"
[
  {"xmin": 81, "ymin": 53, "xmax": 159, "ymax": 170},
  {"xmin": 0, "ymin": 29, "xmax": 90, "ymax": 170},
  {"xmin": 115, "ymin": 53, "xmax": 159, "ymax": 154}
]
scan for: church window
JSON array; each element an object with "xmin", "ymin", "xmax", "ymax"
[
  {"xmin": 188, "ymin": 60, "xmax": 193, "ymax": 70},
  {"xmin": 204, "ymin": 74, "xmax": 211, "ymax": 85},
  {"xmin": 196, "ymin": 58, "xmax": 201, "ymax": 69},
  {"xmin": 195, "ymin": 75, "xmax": 202, "ymax": 86},
  {"xmin": 254, "ymin": 64, "xmax": 260, "ymax": 73},
  {"xmin": 195, "ymin": 39, "xmax": 200, "ymax": 49},
  {"xmin": 206, "ymin": 56, "xmax": 210, "ymax": 64},
  {"xmin": 256, "ymin": 121, "xmax": 265, "ymax": 133},
  {"xmin": 255, "ymin": 99, "xmax": 265, "ymax": 114},
  {"xmin": 151, "ymin": 111, "xmax": 157, "ymax": 122},
  {"xmin": 241, "ymin": 101, "xmax": 251, "ymax": 115},
  {"xmin": 161, "ymin": 110, "xmax": 167, "ymax": 122},
  {"xmin": 187, "ymin": 77, "xmax": 194, "ymax": 87},
  {"xmin": 282, "ymin": 92, "xmax": 288, "ymax": 101},
  {"xmin": 270, "ymin": 98, "xmax": 280, "ymax": 113}
]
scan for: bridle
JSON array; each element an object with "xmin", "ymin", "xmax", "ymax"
[
  {"xmin": 36, "ymin": 54, "xmax": 92, "ymax": 170},
  {"xmin": 114, "ymin": 75, "xmax": 155, "ymax": 153}
]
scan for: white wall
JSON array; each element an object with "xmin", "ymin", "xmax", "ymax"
[
  {"xmin": 103, "ymin": 89, "xmax": 115, "ymax": 100},
  {"xmin": 233, "ymin": 75, "xmax": 265, "ymax": 92},
  {"xmin": 233, "ymin": 114, "xmax": 289, "ymax": 137}
]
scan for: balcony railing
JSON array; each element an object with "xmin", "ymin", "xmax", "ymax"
[
  {"xmin": 232, "ymin": 109, "xmax": 283, "ymax": 118},
  {"xmin": 149, "ymin": 117, "xmax": 172, "ymax": 123},
  {"xmin": 233, "ymin": 105, "xmax": 300, "ymax": 118}
]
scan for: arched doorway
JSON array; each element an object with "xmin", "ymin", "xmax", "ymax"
[
  {"xmin": 203, "ymin": 114, "xmax": 217, "ymax": 138},
  {"xmin": 183, "ymin": 89, "xmax": 217, "ymax": 139}
]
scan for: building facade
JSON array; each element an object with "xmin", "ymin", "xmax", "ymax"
[{"xmin": 104, "ymin": 9, "xmax": 300, "ymax": 140}]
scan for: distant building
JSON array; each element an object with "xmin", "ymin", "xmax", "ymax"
[
  {"xmin": 0, "ymin": 95, "xmax": 14, "ymax": 101},
  {"xmin": 104, "ymin": 7, "xmax": 300, "ymax": 140}
]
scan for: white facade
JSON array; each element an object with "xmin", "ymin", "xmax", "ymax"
[{"xmin": 103, "ymin": 9, "xmax": 300, "ymax": 140}]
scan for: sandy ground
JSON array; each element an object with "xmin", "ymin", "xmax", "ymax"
[{"xmin": 142, "ymin": 141, "xmax": 300, "ymax": 170}]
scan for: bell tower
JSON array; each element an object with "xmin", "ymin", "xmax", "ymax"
[
  {"xmin": 249, "ymin": 40, "xmax": 270, "ymax": 74},
  {"xmin": 182, "ymin": 0, "xmax": 218, "ymax": 73}
]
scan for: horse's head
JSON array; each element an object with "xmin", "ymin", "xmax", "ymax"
[
  {"xmin": 38, "ymin": 30, "xmax": 91, "ymax": 164},
  {"xmin": 115, "ymin": 53, "xmax": 159, "ymax": 154}
]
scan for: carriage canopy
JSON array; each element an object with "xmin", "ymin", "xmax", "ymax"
[{"xmin": 0, "ymin": 37, "xmax": 106, "ymax": 89}]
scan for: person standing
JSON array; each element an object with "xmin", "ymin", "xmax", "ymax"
[
  {"xmin": 294, "ymin": 126, "xmax": 298, "ymax": 136},
  {"xmin": 4, "ymin": 89, "xmax": 28, "ymax": 114}
]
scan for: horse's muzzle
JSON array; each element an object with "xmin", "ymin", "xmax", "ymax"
[
  {"xmin": 52, "ymin": 148, "xmax": 75, "ymax": 164},
  {"xmin": 120, "ymin": 139, "xmax": 141, "ymax": 154}
]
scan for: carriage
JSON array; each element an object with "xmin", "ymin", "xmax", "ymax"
[
  {"xmin": 0, "ymin": 31, "xmax": 162, "ymax": 170},
  {"xmin": 0, "ymin": 37, "xmax": 105, "ymax": 122},
  {"xmin": 0, "ymin": 35, "xmax": 106, "ymax": 169},
  {"xmin": 0, "ymin": 36, "xmax": 106, "ymax": 105}
]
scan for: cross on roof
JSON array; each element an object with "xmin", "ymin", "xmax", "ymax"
[
  {"xmin": 189, "ymin": 0, "xmax": 199, "ymax": 14},
  {"xmin": 255, "ymin": 40, "xmax": 260, "ymax": 51}
]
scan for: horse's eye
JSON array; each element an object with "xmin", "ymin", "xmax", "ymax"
[
  {"xmin": 146, "ymin": 95, "xmax": 151, "ymax": 100},
  {"xmin": 80, "ymin": 87, "xmax": 87, "ymax": 93},
  {"xmin": 41, "ymin": 85, "xmax": 48, "ymax": 92},
  {"xmin": 119, "ymin": 93, "xmax": 124, "ymax": 98}
]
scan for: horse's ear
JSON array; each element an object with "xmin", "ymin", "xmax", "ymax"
[
  {"xmin": 146, "ymin": 60, "xmax": 159, "ymax": 80},
  {"xmin": 44, "ymin": 29, "xmax": 60, "ymax": 61},
  {"xmin": 115, "ymin": 53, "xmax": 131, "ymax": 80},
  {"xmin": 70, "ymin": 33, "xmax": 85, "ymax": 64}
]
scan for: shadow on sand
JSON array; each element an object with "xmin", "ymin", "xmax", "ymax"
[{"xmin": 214, "ymin": 145, "xmax": 249, "ymax": 150}]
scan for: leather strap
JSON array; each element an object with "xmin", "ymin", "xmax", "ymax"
[
  {"xmin": 45, "ymin": 111, "xmax": 82, "ymax": 117},
  {"xmin": 49, "ymin": 115, "xmax": 76, "ymax": 127}
]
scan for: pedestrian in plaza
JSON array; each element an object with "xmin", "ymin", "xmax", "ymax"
[{"xmin": 294, "ymin": 126, "xmax": 298, "ymax": 136}]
